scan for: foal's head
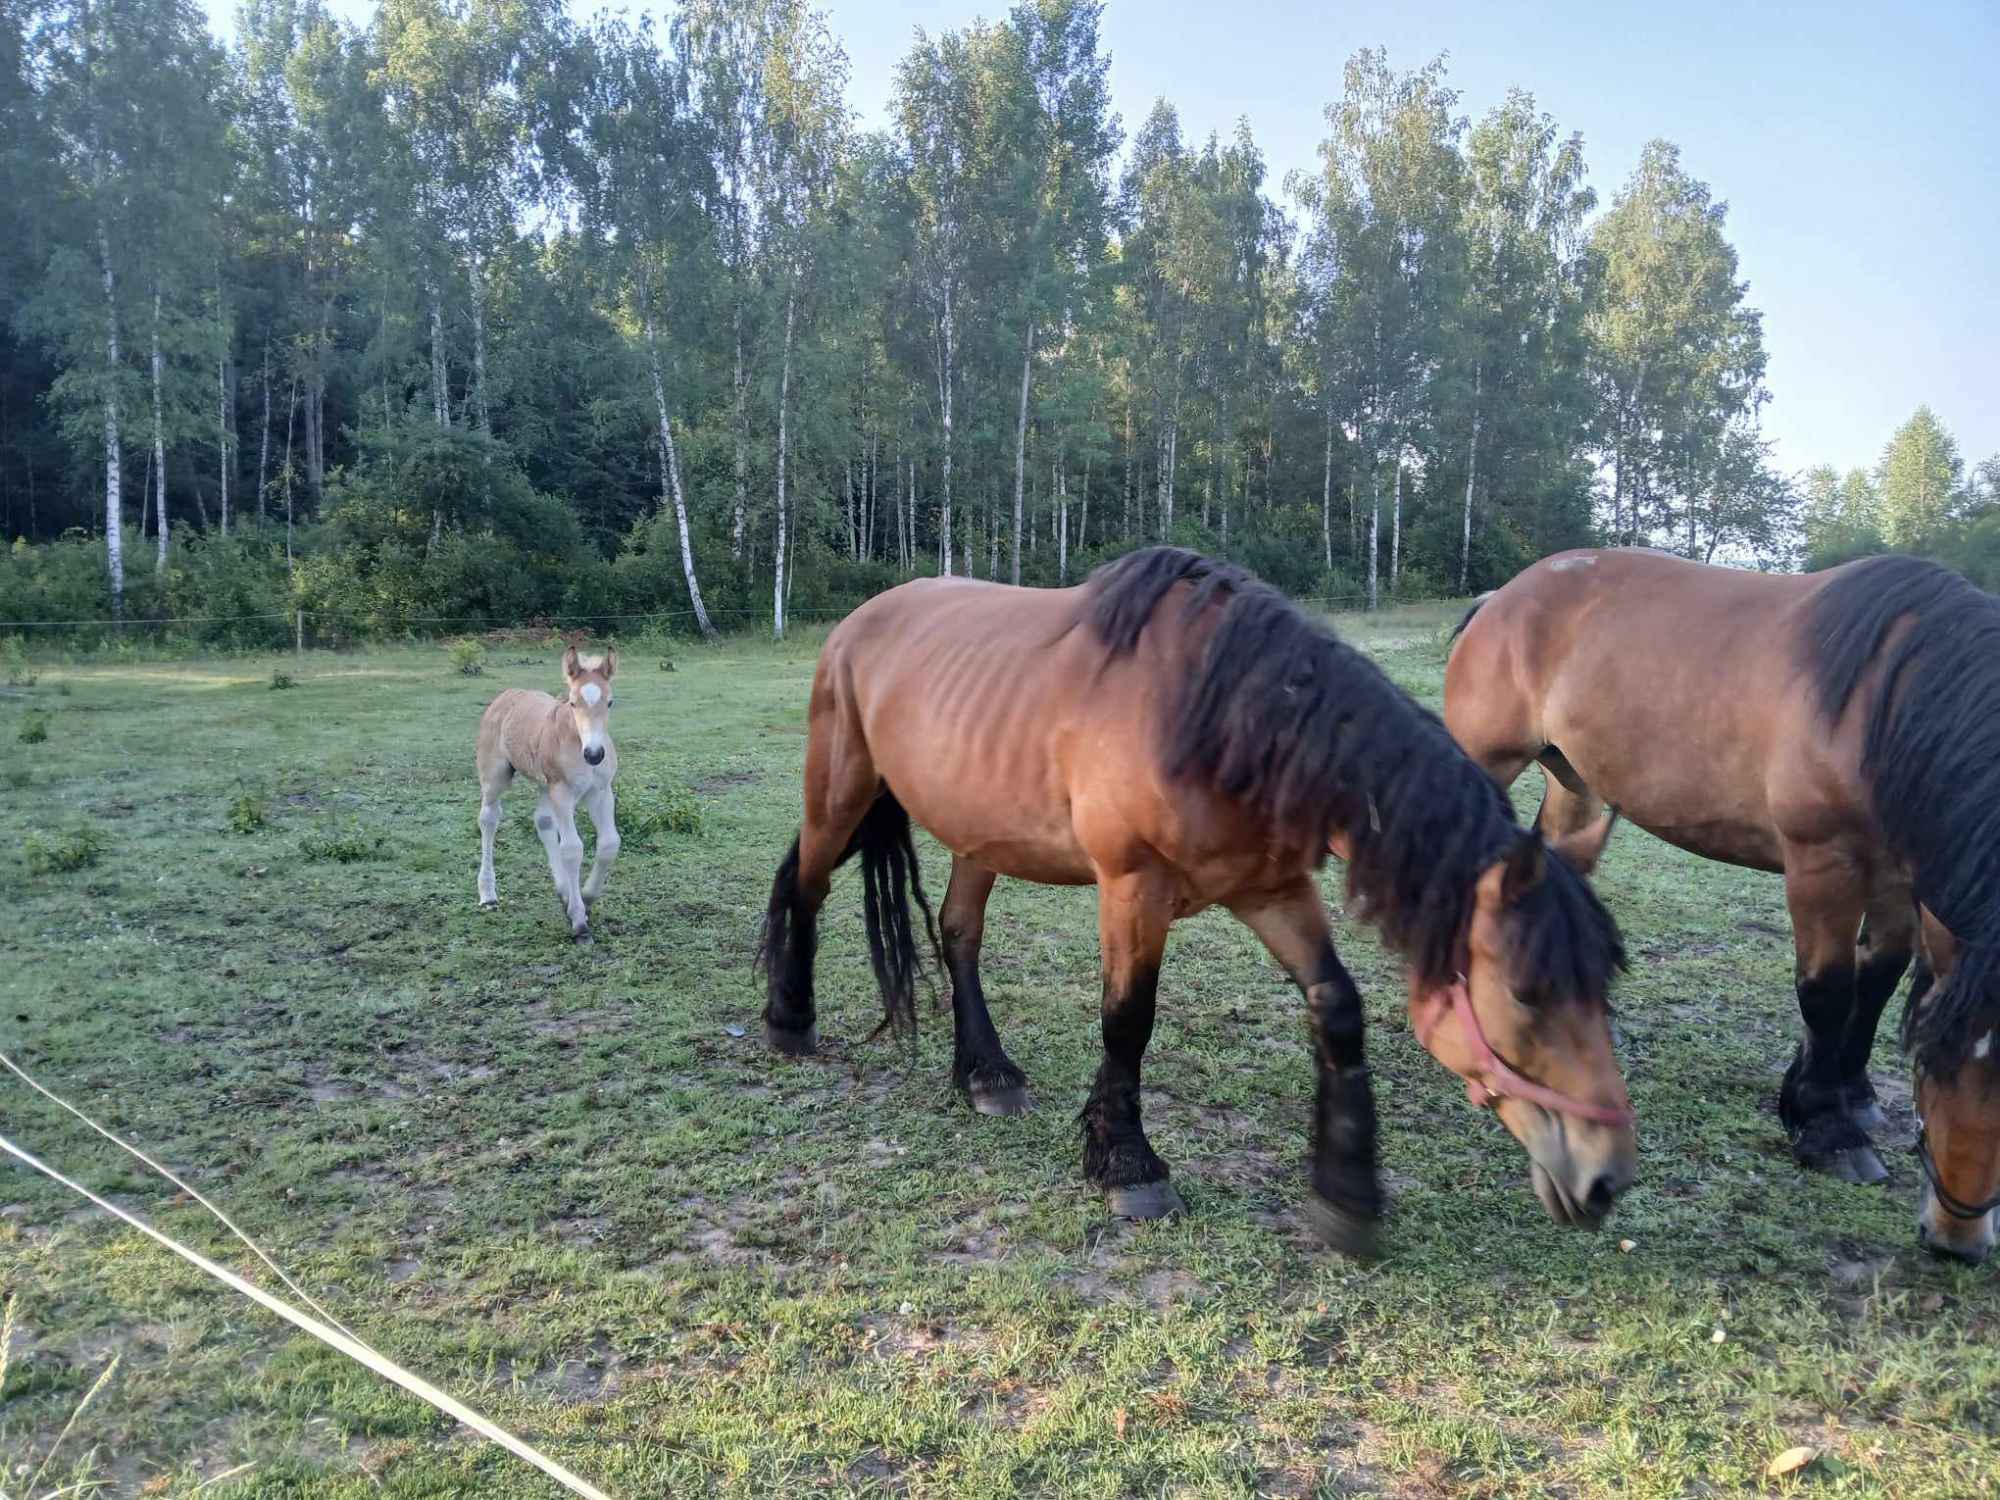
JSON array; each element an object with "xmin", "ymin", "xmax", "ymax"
[
  {"xmin": 561, "ymin": 646, "xmax": 617, "ymax": 766},
  {"xmin": 1906, "ymin": 915, "xmax": 2000, "ymax": 1263},
  {"xmin": 1411, "ymin": 817, "xmax": 1637, "ymax": 1229}
]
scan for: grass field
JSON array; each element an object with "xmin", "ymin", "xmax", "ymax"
[{"xmin": 1, "ymin": 603, "xmax": 1996, "ymax": 1498}]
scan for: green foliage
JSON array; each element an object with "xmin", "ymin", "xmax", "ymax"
[
  {"xmin": 25, "ymin": 822, "xmax": 105, "ymax": 875},
  {"xmin": 298, "ymin": 818, "xmax": 386, "ymax": 863},
  {"xmin": 1878, "ymin": 406, "xmax": 1964, "ymax": 551},
  {"xmin": 447, "ymin": 638, "xmax": 486, "ymax": 676},
  {"xmin": 226, "ymin": 794, "xmax": 267, "ymax": 834},
  {"xmin": 270, "ymin": 669, "xmax": 294, "ymax": 690},
  {"xmin": 18, "ymin": 711, "xmax": 48, "ymax": 744},
  {"xmin": 619, "ymin": 784, "xmax": 704, "ymax": 847},
  {"xmin": 3, "ymin": 637, "xmax": 34, "ymax": 686}
]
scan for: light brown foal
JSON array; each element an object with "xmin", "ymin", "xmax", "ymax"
[{"xmin": 476, "ymin": 647, "xmax": 620, "ymax": 939}]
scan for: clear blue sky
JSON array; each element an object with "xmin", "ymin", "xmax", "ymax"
[{"xmin": 203, "ymin": 0, "xmax": 1999, "ymax": 481}]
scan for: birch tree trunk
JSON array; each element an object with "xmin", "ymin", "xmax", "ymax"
[
  {"xmin": 427, "ymin": 276, "xmax": 449, "ymax": 429},
  {"xmin": 1010, "ymin": 321, "xmax": 1034, "ymax": 585},
  {"xmin": 282, "ymin": 369, "xmax": 297, "ymax": 566},
  {"xmin": 938, "ymin": 280, "xmax": 955, "ymax": 577},
  {"xmin": 99, "ymin": 212, "xmax": 124, "ymax": 612},
  {"xmin": 216, "ymin": 269, "xmax": 230, "ymax": 535},
  {"xmin": 1321, "ymin": 399, "xmax": 1335, "ymax": 574},
  {"xmin": 468, "ymin": 249, "xmax": 491, "ymax": 436},
  {"xmin": 151, "ymin": 285, "xmax": 167, "ymax": 569},
  {"xmin": 1057, "ymin": 446, "xmax": 1069, "ymax": 584},
  {"xmin": 1459, "ymin": 364, "xmax": 1480, "ymax": 592},
  {"xmin": 772, "ymin": 292, "xmax": 795, "ymax": 639},
  {"xmin": 731, "ymin": 295, "xmax": 747, "ymax": 560},
  {"xmin": 1390, "ymin": 436, "xmax": 1403, "ymax": 594},
  {"xmin": 643, "ymin": 300, "xmax": 717, "ymax": 640},
  {"xmin": 1367, "ymin": 460, "xmax": 1379, "ymax": 611},
  {"xmin": 257, "ymin": 337, "xmax": 270, "ymax": 520}
]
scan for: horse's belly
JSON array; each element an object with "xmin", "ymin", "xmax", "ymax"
[
  {"xmin": 1628, "ymin": 812, "xmax": 1785, "ymax": 873},
  {"xmin": 896, "ymin": 788, "xmax": 1098, "ymax": 885}
]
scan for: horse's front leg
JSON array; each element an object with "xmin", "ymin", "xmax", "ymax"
[
  {"xmin": 535, "ymin": 785, "xmax": 590, "ymax": 939},
  {"xmin": 1777, "ymin": 841, "xmax": 1885, "ymax": 1183},
  {"xmin": 580, "ymin": 784, "xmax": 620, "ymax": 910},
  {"xmin": 1230, "ymin": 878, "xmax": 1380, "ymax": 1259},
  {"xmin": 1084, "ymin": 867, "xmax": 1180, "ymax": 1219}
]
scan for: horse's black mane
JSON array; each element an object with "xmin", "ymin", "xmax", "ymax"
[
  {"xmin": 1805, "ymin": 553, "xmax": 2000, "ymax": 1078},
  {"xmin": 1087, "ymin": 546, "xmax": 1624, "ymax": 1001}
]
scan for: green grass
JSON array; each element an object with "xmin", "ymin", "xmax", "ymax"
[{"xmin": 0, "ymin": 611, "xmax": 1995, "ymax": 1498}]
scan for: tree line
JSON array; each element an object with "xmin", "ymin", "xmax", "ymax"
[{"xmin": 1, "ymin": 0, "xmax": 1985, "ymax": 642}]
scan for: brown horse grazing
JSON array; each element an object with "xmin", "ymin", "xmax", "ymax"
[
  {"xmin": 1446, "ymin": 549, "xmax": 2000, "ymax": 1262},
  {"xmin": 757, "ymin": 547, "xmax": 1634, "ymax": 1257}
]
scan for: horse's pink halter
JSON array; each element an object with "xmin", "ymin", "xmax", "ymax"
[{"xmin": 1413, "ymin": 977, "xmax": 1637, "ymax": 1129}]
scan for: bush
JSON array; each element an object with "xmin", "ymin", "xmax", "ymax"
[
  {"xmin": 227, "ymin": 794, "xmax": 268, "ymax": 834},
  {"xmin": 270, "ymin": 669, "xmax": 295, "ymax": 690},
  {"xmin": 3, "ymin": 636, "xmax": 35, "ymax": 686},
  {"xmin": 299, "ymin": 818, "xmax": 386, "ymax": 862},
  {"xmin": 620, "ymin": 784, "xmax": 703, "ymax": 847},
  {"xmin": 18, "ymin": 711, "xmax": 48, "ymax": 744},
  {"xmin": 26, "ymin": 823, "xmax": 106, "ymax": 874},
  {"xmin": 448, "ymin": 638, "xmax": 486, "ymax": 676}
]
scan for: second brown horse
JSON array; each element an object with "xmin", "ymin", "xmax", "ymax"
[
  {"xmin": 759, "ymin": 547, "xmax": 1634, "ymax": 1257},
  {"xmin": 1447, "ymin": 548, "xmax": 2000, "ymax": 1262}
]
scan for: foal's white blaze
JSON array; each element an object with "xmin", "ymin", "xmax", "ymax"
[{"xmin": 581, "ymin": 682, "xmax": 602, "ymax": 706}]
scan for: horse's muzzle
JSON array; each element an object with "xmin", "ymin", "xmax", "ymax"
[{"xmin": 583, "ymin": 745, "xmax": 606, "ymax": 766}]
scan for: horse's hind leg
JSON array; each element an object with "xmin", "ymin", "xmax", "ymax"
[
  {"xmin": 1533, "ymin": 748, "xmax": 1603, "ymax": 839},
  {"xmin": 760, "ymin": 669, "xmax": 881, "ymax": 1056},
  {"xmin": 1777, "ymin": 843, "xmax": 1886, "ymax": 1184},
  {"xmin": 1083, "ymin": 866, "xmax": 1180, "ymax": 1219},
  {"xmin": 1843, "ymin": 890, "xmax": 1917, "ymax": 1133},
  {"xmin": 942, "ymin": 857, "xmax": 1028, "ymax": 1114},
  {"xmin": 1230, "ymin": 878, "xmax": 1379, "ymax": 1259}
]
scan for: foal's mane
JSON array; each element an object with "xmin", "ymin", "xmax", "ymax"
[
  {"xmin": 1087, "ymin": 546, "xmax": 1624, "ymax": 1001},
  {"xmin": 1805, "ymin": 554, "xmax": 2000, "ymax": 1077}
]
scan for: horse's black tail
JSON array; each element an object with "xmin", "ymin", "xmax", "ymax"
[
  {"xmin": 1450, "ymin": 593, "xmax": 1491, "ymax": 645},
  {"xmin": 850, "ymin": 791, "xmax": 941, "ymax": 1039}
]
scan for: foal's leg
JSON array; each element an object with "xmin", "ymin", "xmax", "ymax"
[
  {"xmin": 1230, "ymin": 878, "xmax": 1380, "ymax": 1259},
  {"xmin": 1842, "ymin": 890, "xmax": 1916, "ymax": 1133},
  {"xmin": 1777, "ymin": 843, "xmax": 1885, "ymax": 1183},
  {"xmin": 1083, "ymin": 868, "xmax": 1180, "ymax": 1218},
  {"xmin": 579, "ymin": 784, "xmax": 620, "ymax": 909},
  {"xmin": 942, "ymin": 856, "xmax": 1029, "ymax": 1114},
  {"xmin": 534, "ymin": 785, "xmax": 590, "ymax": 938},
  {"xmin": 476, "ymin": 765, "xmax": 512, "ymax": 908}
]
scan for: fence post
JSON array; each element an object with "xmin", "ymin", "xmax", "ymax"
[{"xmin": 296, "ymin": 610, "xmax": 304, "ymax": 658}]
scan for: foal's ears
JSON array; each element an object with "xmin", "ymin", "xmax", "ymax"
[
  {"xmin": 600, "ymin": 646, "xmax": 617, "ymax": 679},
  {"xmin": 1548, "ymin": 807, "xmax": 1621, "ymax": 878},
  {"xmin": 562, "ymin": 645, "xmax": 583, "ymax": 681}
]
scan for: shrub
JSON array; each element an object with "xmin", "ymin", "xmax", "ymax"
[
  {"xmin": 227, "ymin": 794, "xmax": 268, "ymax": 834},
  {"xmin": 4, "ymin": 768, "xmax": 28, "ymax": 790},
  {"xmin": 270, "ymin": 670, "xmax": 295, "ymax": 691},
  {"xmin": 619, "ymin": 785, "xmax": 703, "ymax": 847},
  {"xmin": 299, "ymin": 818, "xmax": 386, "ymax": 862},
  {"xmin": 448, "ymin": 638, "xmax": 486, "ymax": 676},
  {"xmin": 2, "ymin": 637, "xmax": 34, "ymax": 687},
  {"xmin": 26, "ymin": 823, "xmax": 106, "ymax": 874},
  {"xmin": 18, "ymin": 711, "xmax": 48, "ymax": 744}
]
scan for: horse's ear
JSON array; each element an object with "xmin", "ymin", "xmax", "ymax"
[
  {"xmin": 562, "ymin": 645, "xmax": 582, "ymax": 681},
  {"xmin": 1500, "ymin": 831, "xmax": 1546, "ymax": 907},
  {"xmin": 1549, "ymin": 807, "xmax": 1620, "ymax": 877},
  {"xmin": 601, "ymin": 646, "xmax": 617, "ymax": 679}
]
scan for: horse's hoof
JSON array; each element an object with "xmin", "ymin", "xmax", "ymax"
[
  {"xmin": 479, "ymin": 898, "xmax": 497, "ymax": 910},
  {"xmin": 765, "ymin": 1021, "xmax": 818, "ymax": 1057},
  {"xmin": 971, "ymin": 1085, "xmax": 1030, "ymax": 1116},
  {"xmin": 1808, "ymin": 1145, "xmax": 1888, "ymax": 1185},
  {"xmin": 1845, "ymin": 1094, "xmax": 1887, "ymax": 1133},
  {"xmin": 1303, "ymin": 1192, "xmax": 1382, "ymax": 1261},
  {"xmin": 571, "ymin": 924, "xmax": 591, "ymax": 943},
  {"xmin": 1107, "ymin": 1181, "xmax": 1184, "ymax": 1220}
]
